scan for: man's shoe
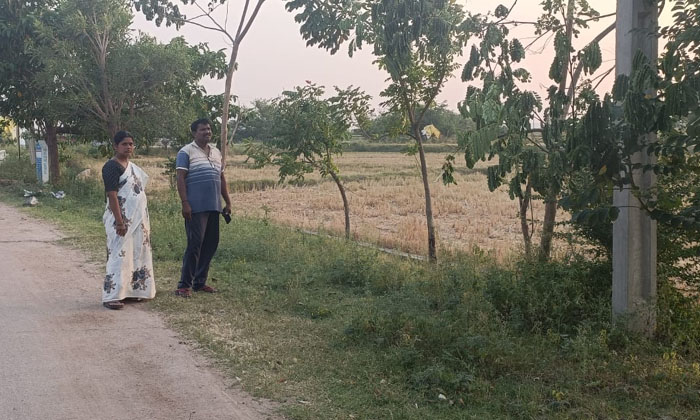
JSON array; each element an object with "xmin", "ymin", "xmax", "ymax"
[
  {"xmin": 174, "ymin": 288, "xmax": 192, "ymax": 298},
  {"xmin": 194, "ymin": 285, "xmax": 217, "ymax": 293}
]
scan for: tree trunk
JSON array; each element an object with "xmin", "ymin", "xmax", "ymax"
[
  {"xmin": 519, "ymin": 179, "xmax": 533, "ymax": 258},
  {"xmin": 328, "ymin": 169, "xmax": 350, "ymax": 239},
  {"xmin": 539, "ymin": 199, "xmax": 557, "ymax": 261},
  {"xmin": 45, "ymin": 124, "xmax": 60, "ymax": 184},
  {"xmin": 220, "ymin": 44, "xmax": 240, "ymax": 164},
  {"xmin": 16, "ymin": 125, "xmax": 20, "ymax": 158},
  {"xmin": 107, "ymin": 121, "xmax": 118, "ymax": 139},
  {"xmin": 414, "ymin": 126, "xmax": 437, "ymax": 262},
  {"xmin": 28, "ymin": 138, "xmax": 36, "ymax": 165},
  {"xmin": 535, "ymin": 0, "xmax": 571, "ymax": 261}
]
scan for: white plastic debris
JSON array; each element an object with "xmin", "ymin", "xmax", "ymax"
[
  {"xmin": 24, "ymin": 196, "xmax": 39, "ymax": 206},
  {"xmin": 51, "ymin": 191, "xmax": 65, "ymax": 199}
]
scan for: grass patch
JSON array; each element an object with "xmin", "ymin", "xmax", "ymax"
[{"xmin": 2, "ymin": 150, "xmax": 700, "ymax": 419}]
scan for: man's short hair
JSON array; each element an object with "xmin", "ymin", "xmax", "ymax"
[{"xmin": 191, "ymin": 118, "xmax": 211, "ymax": 133}]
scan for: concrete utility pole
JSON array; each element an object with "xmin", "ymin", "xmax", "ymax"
[{"xmin": 612, "ymin": 0, "xmax": 658, "ymax": 336}]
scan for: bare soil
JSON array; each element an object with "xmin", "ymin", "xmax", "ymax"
[{"xmin": 0, "ymin": 202, "xmax": 280, "ymax": 420}]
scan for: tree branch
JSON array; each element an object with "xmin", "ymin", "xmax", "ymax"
[
  {"xmin": 526, "ymin": 134, "xmax": 549, "ymax": 154},
  {"xmin": 190, "ymin": 1, "xmax": 235, "ymax": 44},
  {"xmin": 236, "ymin": 0, "xmax": 266, "ymax": 43},
  {"xmin": 503, "ymin": 12, "xmax": 615, "ymax": 27},
  {"xmin": 235, "ymin": 0, "xmax": 251, "ymax": 40},
  {"xmin": 592, "ymin": 65, "xmax": 615, "ymax": 91},
  {"xmin": 178, "ymin": 17, "xmax": 231, "ymax": 39},
  {"xmin": 565, "ymin": 21, "xmax": 616, "ymax": 113}
]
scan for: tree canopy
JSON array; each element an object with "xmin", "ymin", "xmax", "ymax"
[
  {"xmin": 0, "ymin": 0, "xmax": 226, "ymax": 181},
  {"xmin": 286, "ymin": 0, "xmax": 470, "ymax": 261}
]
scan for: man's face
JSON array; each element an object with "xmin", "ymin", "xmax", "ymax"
[{"xmin": 194, "ymin": 123, "xmax": 212, "ymax": 143}]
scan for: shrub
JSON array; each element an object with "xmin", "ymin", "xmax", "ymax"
[{"xmin": 484, "ymin": 257, "xmax": 612, "ymax": 334}]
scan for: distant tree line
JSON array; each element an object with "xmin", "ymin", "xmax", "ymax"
[{"xmin": 235, "ymin": 99, "xmax": 474, "ymax": 144}]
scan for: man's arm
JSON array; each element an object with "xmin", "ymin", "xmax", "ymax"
[
  {"xmin": 176, "ymin": 169, "xmax": 192, "ymax": 220},
  {"xmin": 221, "ymin": 171, "xmax": 232, "ymax": 214}
]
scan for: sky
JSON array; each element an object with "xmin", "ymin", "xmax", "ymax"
[{"xmin": 131, "ymin": 0, "xmax": 670, "ymax": 111}]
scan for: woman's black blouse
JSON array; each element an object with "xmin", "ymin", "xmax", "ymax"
[{"xmin": 102, "ymin": 159, "xmax": 126, "ymax": 193}]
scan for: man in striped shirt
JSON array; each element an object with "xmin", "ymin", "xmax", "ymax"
[{"xmin": 174, "ymin": 118, "xmax": 232, "ymax": 297}]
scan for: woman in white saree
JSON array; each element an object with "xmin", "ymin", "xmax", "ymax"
[{"xmin": 101, "ymin": 131, "xmax": 156, "ymax": 310}]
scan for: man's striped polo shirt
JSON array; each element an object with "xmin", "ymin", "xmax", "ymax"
[{"xmin": 175, "ymin": 141, "xmax": 223, "ymax": 214}]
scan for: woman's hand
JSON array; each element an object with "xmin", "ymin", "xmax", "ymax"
[{"xmin": 115, "ymin": 222, "xmax": 128, "ymax": 237}]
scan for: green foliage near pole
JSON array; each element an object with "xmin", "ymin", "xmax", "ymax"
[
  {"xmin": 560, "ymin": 1, "xmax": 700, "ymax": 230},
  {"xmin": 562, "ymin": 0, "xmax": 700, "ymax": 300},
  {"xmin": 443, "ymin": 1, "xmax": 614, "ymax": 260},
  {"xmin": 286, "ymin": 0, "xmax": 469, "ymax": 261}
]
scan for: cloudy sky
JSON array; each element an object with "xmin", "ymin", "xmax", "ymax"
[{"xmin": 132, "ymin": 0, "xmax": 670, "ymax": 111}]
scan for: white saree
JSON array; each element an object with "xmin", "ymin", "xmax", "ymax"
[{"xmin": 102, "ymin": 162, "xmax": 156, "ymax": 302}]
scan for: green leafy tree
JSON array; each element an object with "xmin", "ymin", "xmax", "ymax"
[
  {"xmin": 421, "ymin": 103, "xmax": 473, "ymax": 141},
  {"xmin": 366, "ymin": 111, "xmax": 410, "ymax": 142},
  {"xmin": 332, "ymin": 85, "xmax": 374, "ymax": 140},
  {"xmin": 1, "ymin": 0, "xmax": 226, "ymax": 182},
  {"xmin": 32, "ymin": 0, "xmax": 227, "ymax": 143},
  {"xmin": 0, "ymin": 0, "xmax": 64, "ymax": 182},
  {"xmin": 235, "ymin": 98, "xmax": 279, "ymax": 142},
  {"xmin": 444, "ymin": 0, "xmax": 615, "ymax": 259},
  {"xmin": 132, "ymin": 0, "xmax": 266, "ymax": 162},
  {"xmin": 246, "ymin": 83, "xmax": 369, "ymax": 239},
  {"xmin": 286, "ymin": 0, "xmax": 469, "ymax": 261}
]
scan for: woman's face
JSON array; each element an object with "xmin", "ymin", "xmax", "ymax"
[{"xmin": 115, "ymin": 137, "xmax": 134, "ymax": 158}]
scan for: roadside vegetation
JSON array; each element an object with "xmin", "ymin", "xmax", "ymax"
[
  {"xmin": 3, "ymin": 0, "xmax": 700, "ymax": 418},
  {"xmin": 1, "ymin": 149, "xmax": 700, "ymax": 419}
]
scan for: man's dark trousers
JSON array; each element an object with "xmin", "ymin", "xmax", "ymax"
[{"xmin": 178, "ymin": 211, "xmax": 219, "ymax": 290}]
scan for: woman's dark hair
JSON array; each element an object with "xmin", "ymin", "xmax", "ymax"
[
  {"xmin": 113, "ymin": 130, "xmax": 134, "ymax": 145},
  {"xmin": 190, "ymin": 118, "xmax": 211, "ymax": 133}
]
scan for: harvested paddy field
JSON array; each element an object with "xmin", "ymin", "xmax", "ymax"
[{"xmin": 99, "ymin": 149, "xmax": 563, "ymax": 258}]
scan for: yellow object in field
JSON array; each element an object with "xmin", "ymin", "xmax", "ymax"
[
  {"xmin": 421, "ymin": 124, "xmax": 441, "ymax": 140},
  {"xmin": 0, "ymin": 117, "xmax": 17, "ymax": 140}
]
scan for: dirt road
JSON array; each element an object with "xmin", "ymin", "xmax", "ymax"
[{"xmin": 0, "ymin": 202, "xmax": 278, "ymax": 420}]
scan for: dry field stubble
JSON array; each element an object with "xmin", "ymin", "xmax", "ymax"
[
  {"xmin": 228, "ymin": 151, "xmax": 557, "ymax": 258},
  {"xmin": 96, "ymin": 151, "xmax": 562, "ymax": 258}
]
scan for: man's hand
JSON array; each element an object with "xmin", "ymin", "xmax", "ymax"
[
  {"xmin": 182, "ymin": 201, "xmax": 192, "ymax": 221},
  {"xmin": 223, "ymin": 204, "xmax": 232, "ymax": 215}
]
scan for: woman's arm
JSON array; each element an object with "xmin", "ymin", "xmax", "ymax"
[{"xmin": 107, "ymin": 191, "xmax": 127, "ymax": 236}]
